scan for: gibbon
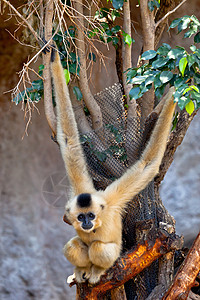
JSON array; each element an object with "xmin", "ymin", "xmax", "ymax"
[{"xmin": 51, "ymin": 48, "xmax": 176, "ymax": 284}]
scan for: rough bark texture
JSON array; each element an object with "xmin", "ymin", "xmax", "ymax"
[
  {"xmin": 163, "ymin": 232, "xmax": 200, "ymax": 300},
  {"xmin": 73, "ymin": 0, "xmax": 103, "ymax": 131}
]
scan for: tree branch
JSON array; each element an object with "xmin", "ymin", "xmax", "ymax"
[
  {"xmin": 42, "ymin": 0, "xmax": 57, "ymax": 136},
  {"xmin": 154, "ymin": 0, "xmax": 175, "ymax": 48},
  {"xmin": 163, "ymin": 232, "xmax": 200, "ymax": 300},
  {"xmin": 155, "ymin": 0, "xmax": 187, "ymax": 29},
  {"xmin": 73, "ymin": 0, "xmax": 103, "ymax": 131},
  {"xmin": 2, "ymin": 0, "xmax": 41, "ymax": 45},
  {"xmin": 139, "ymin": 0, "xmax": 155, "ymax": 121},
  {"xmin": 73, "ymin": 229, "xmax": 183, "ymax": 299},
  {"xmin": 122, "ymin": 0, "xmax": 136, "ymax": 116}
]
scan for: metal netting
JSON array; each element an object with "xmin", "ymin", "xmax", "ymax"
[{"xmin": 81, "ymin": 83, "xmax": 159, "ymax": 299}]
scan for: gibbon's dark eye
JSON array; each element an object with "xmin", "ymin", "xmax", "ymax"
[
  {"xmin": 88, "ymin": 212, "xmax": 95, "ymax": 220},
  {"xmin": 78, "ymin": 214, "xmax": 85, "ymax": 221}
]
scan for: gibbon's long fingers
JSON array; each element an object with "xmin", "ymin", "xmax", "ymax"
[
  {"xmin": 51, "ymin": 49, "xmax": 95, "ymax": 195},
  {"xmin": 103, "ymin": 87, "xmax": 176, "ymax": 207}
]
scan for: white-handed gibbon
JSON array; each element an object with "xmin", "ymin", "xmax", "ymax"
[{"xmin": 51, "ymin": 48, "xmax": 176, "ymax": 284}]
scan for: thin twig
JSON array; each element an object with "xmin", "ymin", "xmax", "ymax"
[
  {"xmin": 2, "ymin": 0, "xmax": 41, "ymax": 44},
  {"xmin": 155, "ymin": 0, "xmax": 187, "ymax": 28}
]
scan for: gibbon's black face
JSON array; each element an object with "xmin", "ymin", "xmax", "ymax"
[
  {"xmin": 64, "ymin": 193, "xmax": 105, "ymax": 232},
  {"xmin": 77, "ymin": 212, "xmax": 95, "ymax": 230},
  {"xmin": 76, "ymin": 193, "xmax": 96, "ymax": 230}
]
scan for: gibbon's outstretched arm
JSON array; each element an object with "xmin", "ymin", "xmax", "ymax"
[
  {"xmin": 51, "ymin": 49, "xmax": 95, "ymax": 195},
  {"xmin": 103, "ymin": 87, "xmax": 176, "ymax": 207}
]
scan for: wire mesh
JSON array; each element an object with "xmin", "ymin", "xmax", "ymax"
[{"xmin": 81, "ymin": 83, "xmax": 158, "ymax": 299}]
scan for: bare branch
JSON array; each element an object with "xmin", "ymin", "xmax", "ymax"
[
  {"xmin": 2, "ymin": 0, "xmax": 41, "ymax": 45},
  {"xmin": 42, "ymin": 0, "xmax": 57, "ymax": 136},
  {"xmin": 73, "ymin": 0, "xmax": 103, "ymax": 131},
  {"xmin": 122, "ymin": 0, "xmax": 136, "ymax": 113},
  {"xmin": 139, "ymin": 0, "xmax": 155, "ymax": 121},
  {"xmin": 155, "ymin": 0, "xmax": 187, "ymax": 28},
  {"xmin": 163, "ymin": 232, "xmax": 200, "ymax": 300}
]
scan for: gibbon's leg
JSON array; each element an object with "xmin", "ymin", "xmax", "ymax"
[
  {"xmin": 103, "ymin": 87, "xmax": 176, "ymax": 207},
  {"xmin": 89, "ymin": 265, "xmax": 107, "ymax": 284},
  {"xmin": 63, "ymin": 236, "xmax": 93, "ymax": 282},
  {"xmin": 74, "ymin": 265, "xmax": 92, "ymax": 283},
  {"xmin": 88, "ymin": 241, "xmax": 120, "ymax": 283},
  {"xmin": 63, "ymin": 236, "xmax": 90, "ymax": 267},
  {"xmin": 51, "ymin": 48, "xmax": 95, "ymax": 196}
]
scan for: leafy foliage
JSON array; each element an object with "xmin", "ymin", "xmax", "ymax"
[
  {"xmin": 148, "ymin": 0, "xmax": 160, "ymax": 12},
  {"xmin": 13, "ymin": 65, "xmax": 44, "ymax": 104},
  {"xmin": 128, "ymin": 16, "xmax": 200, "ymax": 115}
]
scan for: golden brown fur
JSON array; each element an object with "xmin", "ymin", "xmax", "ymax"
[{"xmin": 51, "ymin": 49, "xmax": 176, "ymax": 284}]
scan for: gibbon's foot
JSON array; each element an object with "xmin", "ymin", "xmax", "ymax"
[
  {"xmin": 89, "ymin": 265, "xmax": 106, "ymax": 284},
  {"xmin": 63, "ymin": 236, "xmax": 90, "ymax": 267},
  {"xmin": 75, "ymin": 266, "xmax": 92, "ymax": 283}
]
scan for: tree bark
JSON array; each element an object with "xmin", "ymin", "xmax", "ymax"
[
  {"xmin": 42, "ymin": 0, "xmax": 57, "ymax": 136},
  {"xmin": 73, "ymin": 0, "xmax": 103, "ymax": 131},
  {"xmin": 163, "ymin": 232, "xmax": 200, "ymax": 300}
]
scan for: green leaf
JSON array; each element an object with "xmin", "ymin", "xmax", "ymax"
[
  {"xmin": 194, "ymin": 32, "xmax": 200, "ymax": 43},
  {"xmin": 177, "ymin": 17, "xmax": 191, "ymax": 33},
  {"xmin": 178, "ymin": 95, "xmax": 190, "ymax": 110},
  {"xmin": 167, "ymin": 48, "xmax": 185, "ymax": 59},
  {"xmin": 190, "ymin": 45, "xmax": 196, "ymax": 52},
  {"xmin": 32, "ymin": 80, "xmax": 43, "ymax": 91},
  {"xmin": 187, "ymin": 54, "xmax": 196, "ymax": 67},
  {"xmin": 130, "ymin": 75, "xmax": 147, "ymax": 84},
  {"xmin": 152, "ymin": 57, "xmax": 169, "ymax": 68},
  {"xmin": 160, "ymin": 71, "xmax": 173, "ymax": 83},
  {"xmin": 112, "ymin": 0, "xmax": 124, "ymax": 9},
  {"xmin": 155, "ymin": 85, "xmax": 165, "ymax": 99},
  {"xmin": 73, "ymin": 86, "xmax": 83, "ymax": 101},
  {"xmin": 172, "ymin": 112, "xmax": 179, "ymax": 130},
  {"xmin": 185, "ymin": 100, "xmax": 195, "ymax": 115},
  {"xmin": 141, "ymin": 50, "xmax": 157, "ymax": 60},
  {"xmin": 183, "ymin": 85, "xmax": 199, "ymax": 94},
  {"xmin": 126, "ymin": 69, "xmax": 137, "ymax": 82},
  {"xmin": 111, "ymin": 9, "xmax": 120, "ymax": 21},
  {"xmin": 191, "ymin": 90, "xmax": 200, "ymax": 102},
  {"xmin": 148, "ymin": 0, "xmax": 160, "ymax": 12},
  {"xmin": 122, "ymin": 31, "xmax": 132, "ymax": 46},
  {"xmin": 144, "ymin": 75, "xmax": 155, "ymax": 86},
  {"xmin": 129, "ymin": 86, "xmax": 140, "ymax": 100},
  {"xmin": 112, "ymin": 36, "xmax": 119, "ymax": 45},
  {"xmin": 39, "ymin": 64, "xmax": 44, "ymax": 71},
  {"xmin": 63, "ymin": 69, "xmax": 70, "ymax": 84},
  {"xmin": 168, "ymin": 18, "xmax": 182, "ymax": 30},
  {"xmin": 88, "ymin": 52, "xmax": 96, "ymax": 62},
  {"xmin": 179, "ymin": 57, "xmax": 188, "ymax": 76},
  {"xmin": 111, "ymin": 25, "xmax": 121, "ymax": 34},
  {"xmin": 157, "ymin": 44, "xmax": 171, "ymax": 55}
]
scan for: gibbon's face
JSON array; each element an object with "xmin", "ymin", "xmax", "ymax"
[{"xmin": 65, "ymin": 193, "xmax": 106, "ymax": 233}]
